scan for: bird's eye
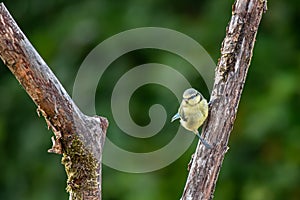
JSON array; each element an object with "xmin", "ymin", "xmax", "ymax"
[{"xmin": 187, "ymin": 93, "xmax": 198, "ymax": 100}]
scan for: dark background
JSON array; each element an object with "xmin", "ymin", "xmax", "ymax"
[{"xmin": 0, "ymin": 0, "xmax": 299, "ymax": 199}]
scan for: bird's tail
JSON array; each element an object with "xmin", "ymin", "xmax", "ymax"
[{"xmin": 171, "ymin": 113, "xmax": 180, "ymax": 122}]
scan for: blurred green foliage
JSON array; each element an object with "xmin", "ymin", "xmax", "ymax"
[{"xmin": 0, "ymin": 0, "xmax": 299, "ymax": 199}]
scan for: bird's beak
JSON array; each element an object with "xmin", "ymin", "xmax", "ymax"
[{"xmin": 171, "ymin": 113, "xmax": 180, "ymax": 122}]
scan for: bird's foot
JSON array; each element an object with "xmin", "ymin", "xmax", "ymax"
[{"xmin": 196, "ymin": 133, "xmax": 212, "ymax": 149}]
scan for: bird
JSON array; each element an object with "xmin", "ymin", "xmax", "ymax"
[{"xmin": 171, "ymin": 88, "xmax": 211, "ymax": 149}]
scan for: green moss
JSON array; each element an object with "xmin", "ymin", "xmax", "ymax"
[{"xmin": 61, "ymin": 137, "xmax": 99, "ymax": 200}]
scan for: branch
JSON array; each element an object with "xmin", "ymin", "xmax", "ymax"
[
  {"xmin": 181, "ymin": 0, "xmax": 267, "ymax": 199},
  {"xmin": 0, "ymin": 3, "xmax": 108, "ymax": 200}
]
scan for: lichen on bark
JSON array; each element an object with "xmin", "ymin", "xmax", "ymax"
[{"xmin": 62, "ymin": 136, "xmax": 100, "ymax": 200}]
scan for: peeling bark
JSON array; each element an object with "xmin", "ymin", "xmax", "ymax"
[
  {"xmin": 0, "ymin": 3, "xmax": 108, "ymax": 200},
  {"xmin": 181, "ymin": 0, "xmax": 267, "ymax": 199}
]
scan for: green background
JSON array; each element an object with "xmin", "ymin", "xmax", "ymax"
[{"xmin": 0, "ymin": 0, "xmax": 299, "ymax": 199}]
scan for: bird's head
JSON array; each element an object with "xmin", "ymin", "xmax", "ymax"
[{"xmin": 182, "ymin": 88, "xmax": 203, "ymax": 106}]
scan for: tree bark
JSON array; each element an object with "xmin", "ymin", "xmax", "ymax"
[
  {"xmin": 181, "ymin": 0, "xmax": 267, "ymax": 199},
  {"xmin": 0, "ymin": 3, "xmax": 108, "ymax": 200}
]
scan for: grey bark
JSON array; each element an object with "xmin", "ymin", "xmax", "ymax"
[{"xmin": 181, "ymin": 0, "xmax": 267, "ymax": 199}]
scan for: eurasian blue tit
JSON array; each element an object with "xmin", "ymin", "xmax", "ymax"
[{"xmin": 171, "ymin": 88, "xmax": 211, "ymax": 149}]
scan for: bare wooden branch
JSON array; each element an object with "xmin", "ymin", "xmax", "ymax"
[
  {"xmin": 181, "ymin": 0, "xmax": 267, "ymax": 199},
  {"xmin": 0, "ymin": 3, "xmax": 108, "ymax": 200}
]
